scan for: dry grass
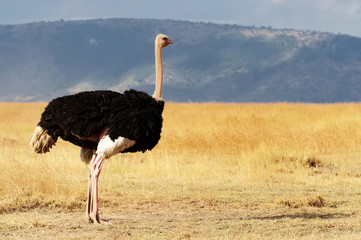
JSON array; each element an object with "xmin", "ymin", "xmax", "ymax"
[{"xmin": 1, "ymin": 102, "xmax": 361, "ymax": 239}]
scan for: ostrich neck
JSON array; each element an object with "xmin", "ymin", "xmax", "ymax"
[{"xmin": 153, "ymin": 45, "xmax": 163, "ymax": 101}]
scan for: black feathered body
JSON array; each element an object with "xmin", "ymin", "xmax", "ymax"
[{"xmin": 38, "ymin": 90, "xmax": 164, "ymax": 153}]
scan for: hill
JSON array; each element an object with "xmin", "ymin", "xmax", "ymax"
[{"xmin": 0, "ymin": 18, "xmax": 361, "ymax": 102}]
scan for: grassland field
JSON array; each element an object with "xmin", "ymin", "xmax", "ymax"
[{"xmin": 0, "ymin": 102, "xmax": 361, "ymax": 239}]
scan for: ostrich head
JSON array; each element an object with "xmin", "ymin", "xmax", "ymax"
[{"xmin": 155, "ymin": 34, "xmax": 174, "ymax": 48}]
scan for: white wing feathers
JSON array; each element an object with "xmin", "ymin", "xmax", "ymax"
[{"xmin": 96, "ymin": 135, "xmax": 136, "ymax": 159}]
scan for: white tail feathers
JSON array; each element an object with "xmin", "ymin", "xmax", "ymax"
[{"xmin": 30, "ymin": 126, "xmax": 56, "ymax": 153}]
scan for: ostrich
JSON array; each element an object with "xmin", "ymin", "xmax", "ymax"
[{"xmin": 30, "ymin": 34, "xmax": 173, "ymax": 224}]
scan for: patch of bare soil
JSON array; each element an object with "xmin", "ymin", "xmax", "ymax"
[{"xmin": 1, "ymin": 200, "xmax": 359, "ymax": 240}]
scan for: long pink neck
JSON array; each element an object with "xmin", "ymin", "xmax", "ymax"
[{"xmin": 153, "ymin": 44, "xmax": 163, "ymax": 100}]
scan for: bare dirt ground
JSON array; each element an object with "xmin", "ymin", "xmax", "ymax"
[{"xmin": 1, "ymin": 198, "xmax": 360, "ymax": 240}]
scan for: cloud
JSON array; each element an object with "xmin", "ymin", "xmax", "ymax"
[
  {"xmin": 68, "ymin": 82, "xmax": 97, "ymax": 94},
  {"xmin": 270, "ymin": 0, "xmax": 284, "ymax": 4},
  {"xmin": 89, "ymin": 38, "xmax": 98, "ymax": 46},
  {"xmin": 1, "ymin": 0, "xmax": 361, "ymax": 37},
  {"xmin": 349, "ymin": 4, "xmax": 360, "ymax": 16}
]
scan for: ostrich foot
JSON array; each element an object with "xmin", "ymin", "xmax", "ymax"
[
  {"xmin": 88, "ymin": 214, "xmax": 111, "ymax": 224},
  {"xmin": 98, "ymin": 218, "xmax": 111, "ymax": 225}
]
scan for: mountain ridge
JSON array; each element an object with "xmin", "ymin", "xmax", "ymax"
[{"xmin": 0, "ymin": 18, "xmax": 360, "ymax": 102}]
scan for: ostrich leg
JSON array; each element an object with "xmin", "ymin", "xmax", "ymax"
[
  {"xmin": 86, "ymin": 151, "xmax": 96, "ymax": 222},
  {"xmin": 88, "ymin": 153, "xmax": 108, "ymax": 224},
  {"xmin": 86, "ymin": 128, "xmax": 109, "ymax": 224}
]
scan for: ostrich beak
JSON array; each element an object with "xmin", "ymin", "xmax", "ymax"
[{"xmin": 167, "ymin": 39, "xmax": 174, "ymax": 45}]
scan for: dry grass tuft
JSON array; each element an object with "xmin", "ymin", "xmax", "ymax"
[
  {"xmin": 277, "ymin": 195, "xmax": 326, "ymax": 208},
  {"xmin": 307, "ymin": 195, "xmax": 326, "ymax": 207},
  {"xmin": 305, "ymin": 156, "xmax": 324, "ymax": 168}
]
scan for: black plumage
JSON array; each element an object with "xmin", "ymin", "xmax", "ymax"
[{"xmin": 38, "ymin": 89, "xmax": 164, "ymax": 152}]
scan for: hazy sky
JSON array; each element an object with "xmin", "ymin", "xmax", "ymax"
[{"xmin": 1, "ymin": 0, "xmax": 361, "ymax": 37}]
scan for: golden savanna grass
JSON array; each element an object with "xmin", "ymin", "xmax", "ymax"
[{"xmin": 1, "ymin": 102, "xmax": 361, "ymax": 239}]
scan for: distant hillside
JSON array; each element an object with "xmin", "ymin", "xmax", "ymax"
[{"xmin": 0, "ymin": 18, "xmax": 361, "ymax": 102}]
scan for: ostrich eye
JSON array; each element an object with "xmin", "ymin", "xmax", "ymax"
[{"xmin": 162, "ymin": 37, "xmax": 168, "ymax": 41}]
